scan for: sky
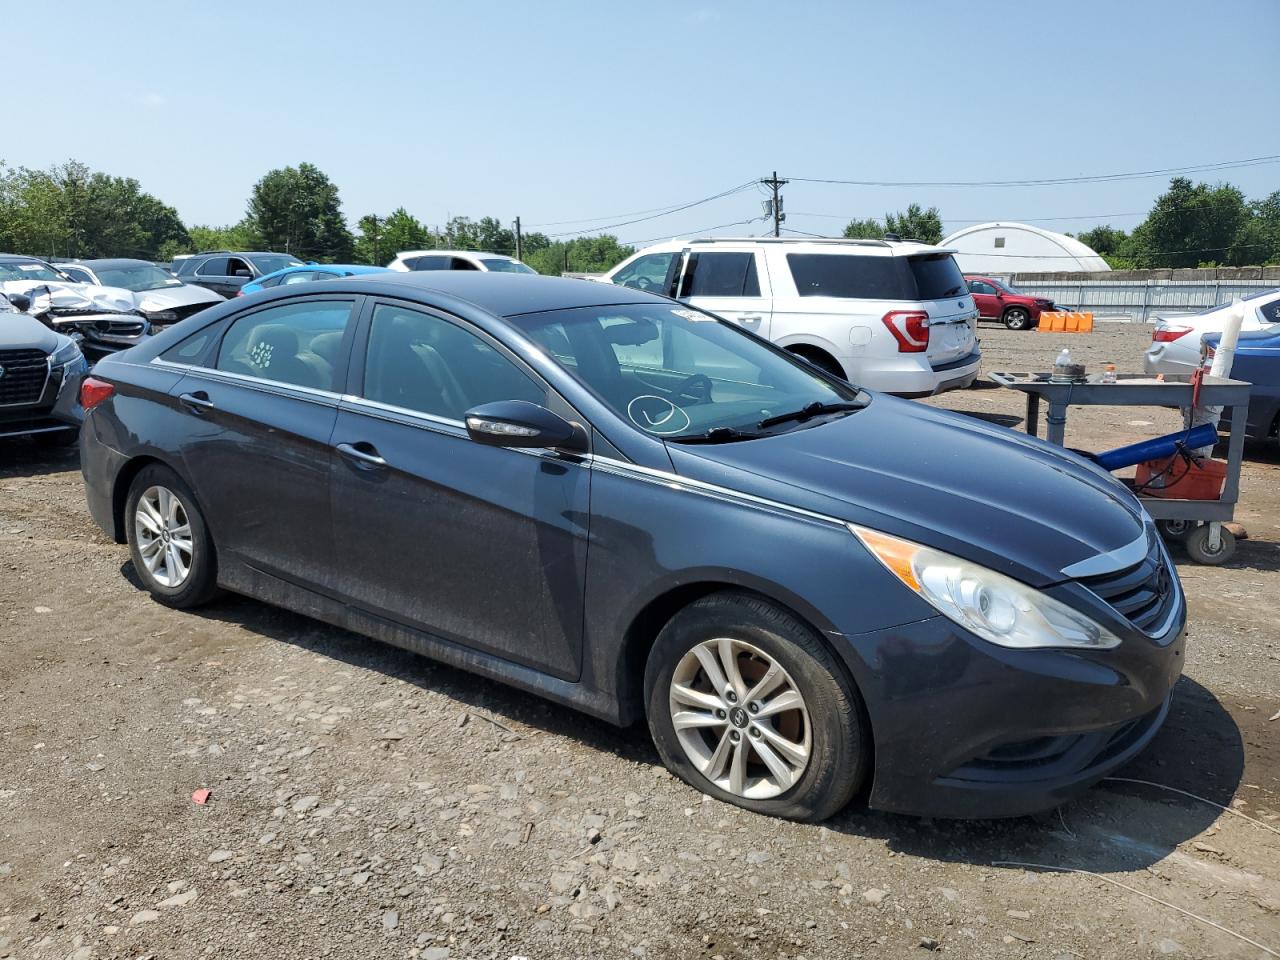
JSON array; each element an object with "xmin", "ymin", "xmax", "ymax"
[{"xmin": 7, "ymin": 0, "xmax": 1279, "ymax": 246}]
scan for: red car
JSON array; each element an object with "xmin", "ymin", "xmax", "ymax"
[{"xmin": 964, "ymin": 275, "xmax": 1058, "ymax": 331}]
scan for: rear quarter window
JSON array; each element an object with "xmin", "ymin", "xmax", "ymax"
[
  {"xmin": 906, "ymin": 254, "xmax": 967, "ymax": 300},
  {"xmin": 786, "ymin": 254, "xmax": 912, "ymax": 300}
]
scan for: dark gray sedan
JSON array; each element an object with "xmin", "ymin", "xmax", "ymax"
[{"xmin": 78, "ymin": 272, "xmax": 1185, "ymax": 821}]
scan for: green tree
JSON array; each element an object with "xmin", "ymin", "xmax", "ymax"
[
  {"xmin": 523, "ymin": 235, "xmax": 634, "ymax": 275},
  {"xmin": 842, "ymin": 217, "xmax": 884, "ymax": 240},
  {"xmin": 884, "ymin": 203, "xmax": 943, "ymax": 244},
  {"xmin": 244, "ymin": 162, "xmax": 353, "ymax": 261},
  {"xmin": 1076, "ymin": 225, "xmax": 1128, "ymax": 257},
  {"xmin": 1230, "ymin": 190, "xmax": 1280, "ymax": 266},
  {"xmin": 843, "ymin": 204, "xmax": 943, "ymax": 244},
  {"xmin": 1122, "ymin": 177, "xmax": 1249, "ymax": 268},
  {"xmin": 353, "ymin": 207, "xmax": 437, "ymax": 265}
]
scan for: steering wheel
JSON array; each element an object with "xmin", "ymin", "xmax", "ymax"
[
  {"xmin": 633, "ymin": 276, "xmax": 656, "ymax": 292},
  {"xmin": 670, "ymin": 373, "xmax": 713, "ymax": 404}
]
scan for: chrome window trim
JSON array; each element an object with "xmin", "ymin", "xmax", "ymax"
[
  {"xmin": 1060, "ymin": 525, "xmax": 1152, "ymax": 579},
  {"xmin": 339, "ymin": 394, "xmax": 466, "ymax": 433},
  {"xmin": 152, "ymin": 358, "xmax": 342, "ymax": 406}
]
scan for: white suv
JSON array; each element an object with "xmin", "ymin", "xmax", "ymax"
[
  {"xmin": 599, "ymin": 237, "xmax": 980, "ymax": 395},
  {"xmin": 387, "ymin": 250, "xmax": 536, "ymax": 274}
]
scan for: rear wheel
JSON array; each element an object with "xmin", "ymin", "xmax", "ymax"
[
  {"xmin": 644, "ymin": 591, "xmax": 868, "ymax": 822},
  {"xmin": 1003, "ymin": 307, "xmax": 1032, "ymax": 331},
  {"xmin": 1156, "ymin": 518, "xmax": 1194, "ymax": 543},
  {"xmin": 125, "ymin": 465, "xmax": 220, "ymax": 608}
]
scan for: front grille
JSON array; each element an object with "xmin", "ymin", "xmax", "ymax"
[
  {"xmin": 0, "ymin": 349, "xmax": 50, "ymax": 406},
  {"xmin": 1078, "ymin": 535, "xmax": 1176, "ymax": 635}
]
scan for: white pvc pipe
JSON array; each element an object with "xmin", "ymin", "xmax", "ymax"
[{"xmin": 1189, "ymin": 298, "xmax": 1246, "ymax": 456}]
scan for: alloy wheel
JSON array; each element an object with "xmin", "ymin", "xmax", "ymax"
[
  {"xmin": 134, "ymin": 485, "xmax": 194, "ymax": 588},
  {"xmin": 668, "ymin": 637, "xmax": 812, "ymax": 799}
]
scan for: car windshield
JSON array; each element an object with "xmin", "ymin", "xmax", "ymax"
[
  {"xmin": 252, "ymin": 255, "xmax": 305, "ymax": 274},
  {"xmin": 481, "ymin": 259, "xmax": 536, "ymax": 274},
  {"xmin": 95, "ymin": 264, "xmax": 183, "ymax": 292},
  {"xmin": 995, "ymin": 279, "xmax": 1023, "ymax": 294},
  {"xmin": 0, "ymin": 261, "xmax": 64, "ymax": 282},
  {"xmin": 511, "ymin": 303, "xmax": 860, "ymax": 440}
]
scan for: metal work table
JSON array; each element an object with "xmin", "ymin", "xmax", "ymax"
[{"xmin": 988, "ymin": 372, "xmax": 1253, "ymax": 562}]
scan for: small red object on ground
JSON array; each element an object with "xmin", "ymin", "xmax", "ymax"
[{"xmin": 191, "ymin": 788, "xmax": 212, "ymax": 805}]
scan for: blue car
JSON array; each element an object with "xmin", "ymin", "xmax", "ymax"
[
  {"xmin": 1205, "ymin": 326, "xmax": 1280, "ymax": 445},
  {"xmin": 238, "ymin": 263, "xmax": 389, "ymax": 297}
]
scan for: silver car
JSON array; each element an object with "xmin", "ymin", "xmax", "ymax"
[
  {"xmin": 59, "ymin": 258, "xmax": 225, "ymax": 328},
  {"xmin": 1144, "ymin": 287, "xmax": 1280, "ymax": 376}
]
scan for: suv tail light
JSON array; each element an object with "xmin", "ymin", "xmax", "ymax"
[
  {"xmin": 80, "ymin": 376, "xmax": 115, "ymax": 411},
  {"xmin": 881, "ymin": 311, "xmax": 930, "ymax": 353},
  {"xmin": 1153, "ymin": 325, "xmax": 1191, "ymax": 343}
]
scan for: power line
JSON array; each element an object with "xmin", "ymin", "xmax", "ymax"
[
  {"xmin": 526, "ymin": 182, "xmax": 753, "ymax": 227},
  {"xmin": 788, "ymin": 154, "xmax": 1280, "ymax": 188},
  {"xmin": 618, "ymin": 216, "xmax": 769, "ymax": 248},
  {"xmin": 543, "ymin": 181, "xmax": 758, "ymax": 238}
]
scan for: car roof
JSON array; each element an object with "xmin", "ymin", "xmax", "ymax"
[
  {"xmin": 393, "ymin": 250, "xmax": 517, "ymax": 260},
  {"xmin": 0, "ymin": 253, "xmax": 52, "ymax": 263},
  {"xmin": 344, "ymin": 270, "xmax": 660, "ymax": 317},
  {"xmin": 630, "ymin": 237, "xmax": 955, "ymax": 257},
  {"xmin": 69, "ymin": 258, "xmax": 156, "ymax": 269},
  {"xmin": 255, "ymin": 263, "xmax": 386, "ymax": 280}
]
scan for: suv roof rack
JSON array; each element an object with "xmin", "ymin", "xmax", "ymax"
[{"xmin": 685, "ymin": 236, "xmax": 894, "ymax": 248}]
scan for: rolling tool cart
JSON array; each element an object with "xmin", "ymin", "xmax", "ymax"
[{"xmin": 990, "ymin": 371, "xmax": 1252, "ymax": 564}]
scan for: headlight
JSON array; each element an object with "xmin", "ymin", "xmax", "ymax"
[
  {"xmin": 850, "ymin": 525, "xmax": 1120, "ymax": 650},
  {"xmin": 50, "ymin": 338, "xmax": 83, "ymax": 367}
]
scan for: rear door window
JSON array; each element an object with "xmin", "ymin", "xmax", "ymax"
[
  {"xmin": 450, "ymin": 258, "xmax": 480, "ymax": 271},
  {"xmin": 215, "ymin": 299, "xmax": 354, "ymax": 391},
  {"xmin": 411, "ymin": 256, "xmax": 452, "ymax": 271},
  {"xmin": 196, "ymin": 257, "xmax": 230, "ymax": 277},
  {"xmin": 679, "ymin": 252, "xmax": 761, "ymax": 298}
]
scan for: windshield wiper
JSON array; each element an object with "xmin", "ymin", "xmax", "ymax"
[
  {"xmin": 757, "ymin": 399, "xmax": 868, "ymax": 430},
  {"xmin": 668, "ymin": 426, "xmax": 765, "ymax": 445}
]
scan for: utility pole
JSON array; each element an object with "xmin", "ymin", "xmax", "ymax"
[
  {"xmin": 514, "ymin": 216, "xmax": 522, "ymax": 261},
  {"xmin": 761, "ymin": 171, "xmax": 788, "ymax": 237},
  {"xmin": 369, "ymin": 215, "xmax": 381, "ymax": 267}
]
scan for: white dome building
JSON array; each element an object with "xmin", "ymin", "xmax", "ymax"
[{"xmin": 940, "ymin": 222, "xmax": 1110, "ymax": 274}]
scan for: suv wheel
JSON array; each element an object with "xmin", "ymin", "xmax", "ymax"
[
  {"xmin": 644, "ymin": 591, "xmax": 868, "ymax": 821},
  {"xmin": 125, "ymin": 465, "xmax": 220, "ymax": 608},
  {"xmin": 1003, "ymin": 307, "xmax": 1032, "ymax": 331}
]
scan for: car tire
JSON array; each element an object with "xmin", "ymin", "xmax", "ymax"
[
  {"xmin": 124, "ymin": 464, "xmax": 221, "ymax": 609},
  {"xmin": 1003, "ymin": 307, "xmax": 1032, "ymax": 331},
  {"xmin": 644, "ymin": 590, "xmax": 868, "ymax": 822}
]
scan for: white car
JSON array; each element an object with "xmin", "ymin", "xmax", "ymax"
[
  {"xmin": 387, "ymin": 250, "xmax": 536, "ymax": 274},
  {"xmin": 598, "ymin": 237, "xmax": 980, "ymax": 396},
  {"xmin": 1144, "ymin": 288, "xmax": 1280, "ymax": 376},
  {"xmin": 59, "ymin": 258, "xmax": 224, "ymax": 328}
]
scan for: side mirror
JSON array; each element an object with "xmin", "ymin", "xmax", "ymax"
[
  {"xmin": 233, "ymin": 268, "xmax": 253, "ymax": 278},
  {"xmin": 464, "ymin": 400, "xmax": 585, "ymax": 451},
  {"xmin": 6, "ymin": 292, "xmax": 31, "ymax": 312}
]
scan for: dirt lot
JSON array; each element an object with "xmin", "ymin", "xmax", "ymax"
[{"xmin": 2, "ymin": 324, "xmax": 1278, "ymax": 960}]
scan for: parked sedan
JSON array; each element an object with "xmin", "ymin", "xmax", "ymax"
[
  {"xmin": 1144, "ymin": 287, "xmax": 1280, "ymax": 376},
  {"xmin": 79, "ymin": 272, "xmax": 1184, "ymax": 821},
  {"xmin": 59, "ymin": 258, "xmax": 224, "ymax": 328},
  {"xmin": 239, "ymin": 263, "xmax": 389, "ymax": 296}
]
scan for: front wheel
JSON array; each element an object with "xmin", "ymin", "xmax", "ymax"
[
  {"xmin": 644, "ymin": 591, "xmax": 868, "ymax": 822},
  {"xmin": 1004, "ymin": 307, "xmax": 1032, "ymax": 331},
  {"xmin": 125, "ymin": 464, "xmax": 221, "ymax": 608}
]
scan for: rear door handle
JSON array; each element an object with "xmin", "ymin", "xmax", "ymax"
[
  {"xmin": 336, "ymin": 442, "xmax": 387, "ymax": 468},
  {"xmin": 738, "ymin": 314, "xmax": 763, "ymax": 325},
  {"xmin": 179, "ymin": 391, "xmax": 214, "ymax": 413}
]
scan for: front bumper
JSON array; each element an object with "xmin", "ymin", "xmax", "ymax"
[
  {"xmin": 0, "ymin": 354, "xmax": 87, "ymax": 439},
  {"xmin": 845, "ymin": 596, "xmax": 1185, "ymax": 819}
]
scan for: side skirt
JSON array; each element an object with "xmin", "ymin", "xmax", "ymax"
[{"xmin": 217, "ymin": 558, "xmax": 626, "ymax": 725}]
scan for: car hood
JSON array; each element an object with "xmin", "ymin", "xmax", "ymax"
[
  {"xmin": 135, "ymin": 283, "xmax": 224, "ymax": 312},
  {"xmin": 1, "ymin": 309, "xmax": 59, "ymax": 351},
  {"xmin": 2, "ymin": 279, "xmax": 136, "ymax": 313},
  {"xmin": 665, "ymin": 395, "xmax": 1146, "ymax": 587}
]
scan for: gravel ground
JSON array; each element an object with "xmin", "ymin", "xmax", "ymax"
[{"xmin": 1, "ymin": 323, "xmax": 1278, "ymax": 960}]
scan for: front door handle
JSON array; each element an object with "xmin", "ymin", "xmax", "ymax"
[
  {"xmin": 179, "ymin": 391, "xmax": 214, "ymax": 413},
  {"xmin": 738, "ymin": 314, "xmax": 763, "ymax": 325},
  {"xmin": 336, "ymin": 442, "xmax": 387, "ymax": 468}
]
